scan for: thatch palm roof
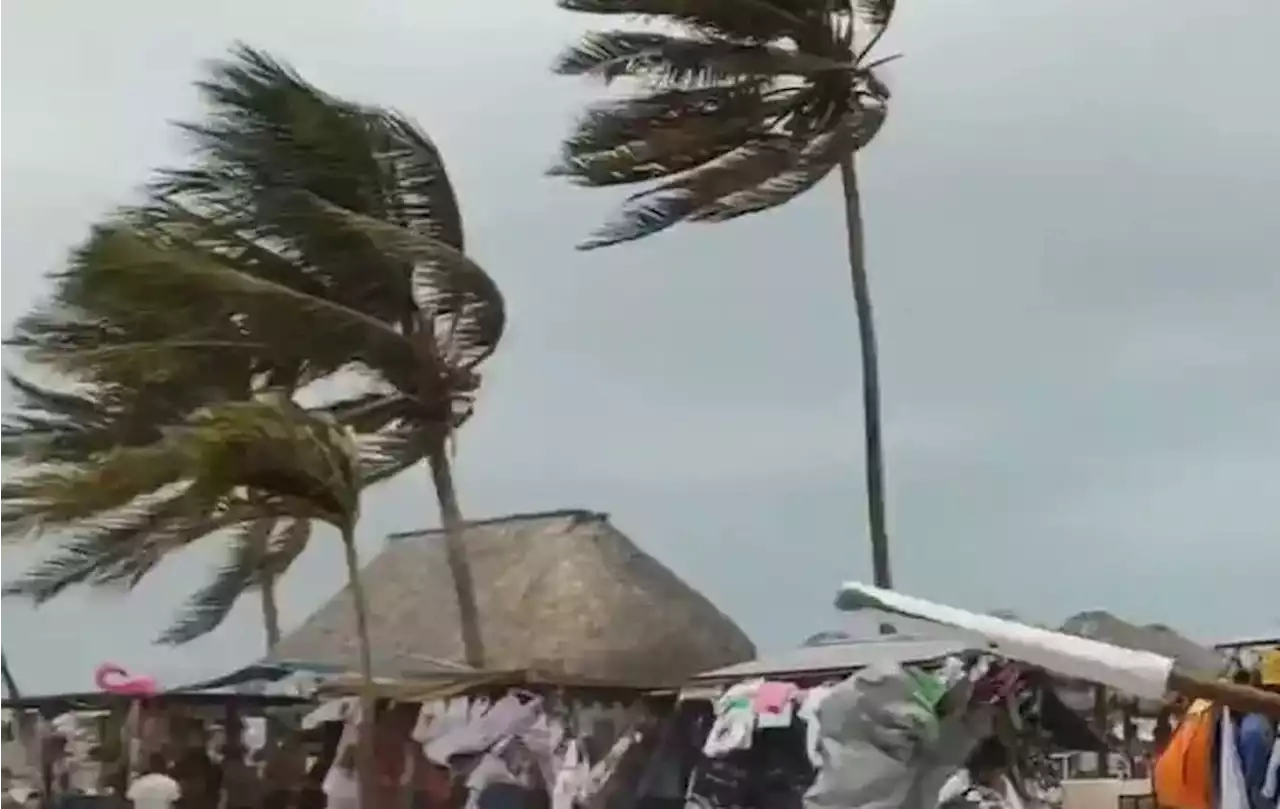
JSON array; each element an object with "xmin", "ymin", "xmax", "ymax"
[
  {"xmin": 1060, "ymin": 610, "xmax": 1225, "ymax": 677},
  {"xmin": 271, "ymin": 509, "xmax": 755, "ymax": 686}
]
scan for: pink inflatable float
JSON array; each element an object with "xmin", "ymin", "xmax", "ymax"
[{"xmin": 93, "ymin": 663, "xmax": 159, "ymax": 697}]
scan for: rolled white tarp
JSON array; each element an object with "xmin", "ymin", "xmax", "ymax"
[{"xmin": 836, "ymin": 582, "xmax": 1175, "ymax": 701}]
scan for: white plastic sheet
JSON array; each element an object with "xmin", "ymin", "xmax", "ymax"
[{"xmin": 836, "ymin": 582, "xmax": 1175, "ymax": 700}]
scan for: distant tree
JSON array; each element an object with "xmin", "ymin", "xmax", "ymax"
[{"xmin": 551, "ymin": 0, "xmax": 900, "ymax": 585}]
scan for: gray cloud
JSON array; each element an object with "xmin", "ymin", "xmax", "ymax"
[{"xmin": 3, "ymin": 0, "xmax": 1277, "ymax": 693}]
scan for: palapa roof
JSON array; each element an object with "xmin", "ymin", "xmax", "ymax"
[
  {"xmin": 271, "ymin": 509, "xmax": 755, "ymax": 687},
  {"xmin": 1060, "ymin": 610, "xmax": 1225, "ymax": 677}
]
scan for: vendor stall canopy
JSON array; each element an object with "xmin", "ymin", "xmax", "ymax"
[{"xmin": 271, "ymin": 509, "xmax": 756, "ymax": 687}]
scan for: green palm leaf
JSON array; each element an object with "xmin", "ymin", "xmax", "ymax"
[
  {"xmin": 553, "ymin": 0, "xmax": 898, "ymax": 249},
  {"xmin": 156, "ymin": 517, "xmax": 310, "ymax": 645}
]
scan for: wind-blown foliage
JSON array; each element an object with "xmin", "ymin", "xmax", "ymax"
[
  {"xmin": 550, "ymin": 0, "xmax": 896, "ymax": 249},
  {"xmin": 553, "ymin": 0, "xmax": 900, "ymax": 587},
  {"xmin": 3, "ymin": 398, "xmax": 361, "ymax": 539},
  {"xmin": 2, "ymin": 46, "xmax": 506, "ymax": 653}
]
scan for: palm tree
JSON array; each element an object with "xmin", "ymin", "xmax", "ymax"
[
  {"xmin": 2, "ymin": 360, "xmax": 308, "ymax": 651},
  {"xmin": 1, "ymin": 653, "xmax": 20, "ymax": 698},
  {"xmin": 150, "ymin": 47, "xmax": 505, "ymax": 664},
  {"xmin": 2, "ymin": 396, "xmax": 382, "ymax": 801},
  {"xmin": 550, "ymin": 0, "xmax": 898, "ymax": 586},
  {"xmin": 1, "ymin": 238, "xmax": 313, "ymax": 652},
  {"xmin": 3, "ymin": 46, "xmax": 506, "ymax": 662}
]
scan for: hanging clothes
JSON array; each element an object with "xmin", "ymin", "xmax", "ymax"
[
  {"xmin": 1220, "ymin": 709, "xmax": 1250, "ymax": 809},
  {"xmin": 703, "ymin": 683, "xmax": 762, "ymax": 758},
  {"xmin": 1238, "ymin": 711, "xmax": 1278, "ymax": 809},
  {"xmin": 803, "ymin": 662, "xmax": 989, "ymax": 809},
  {"xmin": 685, "ymin": 713, "xmax": 814, "ymax": 809},
  {"xmin": 797, "ymin": 685, "xmax": 834, "ymax": 769},
  {"xmin": 426, "ymin": 695, "xmax": 544, "ymax": 766},
  {"xmin": 552, "ymin": 740, "xmax": 591, "ymax": 809}
]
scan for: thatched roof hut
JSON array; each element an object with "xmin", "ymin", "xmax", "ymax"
[
  {"xmin": 1060, "ymin": 611, "xmax": 1225, "ymax": 677},
  {"xmin": 271, "ymin": 509, "xmax": 755, "ymax": 687}
]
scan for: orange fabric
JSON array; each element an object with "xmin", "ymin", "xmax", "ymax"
[{"xmin": 1152, "ymin": 699, "xmax": 1216, "ymax": 809}]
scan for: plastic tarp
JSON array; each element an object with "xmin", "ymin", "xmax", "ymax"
[
  {"xmin": 836, "ymin": 583, "xmax": 1175, "ymax": 701},
  {"xmin": 805, "ymin": 662, "xmax": 990, "ymax": 809}
]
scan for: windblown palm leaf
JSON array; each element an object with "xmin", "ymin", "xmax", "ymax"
[
  {"xmin": 551, "ymin": 0, "xmax": 895, "ymax": 248},
  {"xmin": 4, "ymin": 398, "xmax": 358, "ymax": 541},
  {"xmin": 554, "ymin": 0, "xmax": 901, "ymax": 587},
  {"xmin": 139, "ymin": 45, "xmax": 505, "ymax": 451},
  {"xmin": 157, "ymin": 517, "xmax": 310, "ymax": 645},
  {"xmin": 4, "ymin": 46, "xmax": 503, "ymax": 667}
]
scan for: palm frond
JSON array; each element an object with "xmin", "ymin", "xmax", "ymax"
[
  {"xmin": 155, "ymin": 515, "xmax": 311, "ymax": 645},
  {"xmin": 579, "ymin": 136, "xmax": 804, "ymax": 248},
  {"xmin": 556, "ymin": 0, "xmax": 820, "ymax": 42},
  {"xmin": 306, "ymin": 197, "xmax": 506, "ymax": 371},
  {"xmin": 0, "ymin": 493, "xmax": 257, "ymax": 604},
  {"xmin": 852, "ymin": 0, "xmax": 897, "ymax": 56},
  {"xmin": 358, "ymin": 425, "xmax": 435, "ymax": 486},
  {"xmin": 3, "ymin": 398, "xmax": 361, "ymax": 542},
  {"xmin": 551, "ymin": 83, "xmax": 794, "ymax": 187},
  {"xmin": 157, "ymin": 45, "xmax": 472, "ymax": 331},
  {"xmin": 155, "ymin": 518, "xmax": 277, "ymax": 645},
  {"xmin": 554, "ymin": 30, "xmax": 850, "ymax": 87},
  {"xmin": 691, "ymin": 98, "xmax": 885, "ymax": 221},
  {"xmin": 368, "ymin": 113, "xmax": 466, "ymax": 249},
  {"xmin": 555, "ymin": 0, "xmax": 898, "ymax": 248},
  {"xmin": 40, "ymin": 223, "xmax": 416, "ymax": 385},
  {"xmin": 1, "ymin": 374, "xmax": 123, "ymax": 462}
]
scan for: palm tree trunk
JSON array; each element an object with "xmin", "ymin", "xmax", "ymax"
[
  {"xmin": 838, "ymin": 154, "xmax": 892, "ymax": 589},
  {"xmin": 338, "ymin": 522, "xmax": 378, "ymax": 809},
  {"xmin": 259, "ymin": 573, "xmax": 282, "ymax": 651},
  {"xmin": 2, "ymin": 652, "xmax": 20, "ymax": 698},
  {"xmin": 427, "ymin": 447, "xmax": 486, "ymax": 668}
]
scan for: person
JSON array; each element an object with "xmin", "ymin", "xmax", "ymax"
[
  {"xmin": 321, "ymin": 747, "xmax": 359, "ymax": 809},
  {"xmin": 938, "ymin": 738, "xmax": 1023, "ymax": 809},
  {"xmin": 1239, "ymin": 660, "xmax": 1280, "ymax": 809},
  {"xmin": 126, "ymin": 755, "xmax": 181, "ymax": 809},
  {"xmin": 263, "ymin": 734, "xmax": 308, "ymax": 809}
]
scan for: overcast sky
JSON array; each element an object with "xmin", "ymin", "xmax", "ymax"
[{"xmin": 3, "ymin": 0, "xmax": 1278, "ymax": 694}]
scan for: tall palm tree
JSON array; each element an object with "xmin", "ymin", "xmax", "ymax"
[
  {"xmin": 2, "ymin": 397, "xmax": 381, "ymax": 802},
  {"xmin": 550, "ymin": 0, "xmax": 898, "ymax": 586},
  {"xmin": 1, "ymin": 652, "xmax": 20, "ymax": 698},
  {"xmin": 150, "ymin": 47, "xmax": 505, "ymax": 663},
  {"xmin": 3, "ymin": 46, "xmax": 506, "ymax": 662}
]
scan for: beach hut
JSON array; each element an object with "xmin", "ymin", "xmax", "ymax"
[{"xmin": 271, "ymin": 509, "xmax": 755, "ymax": 688}]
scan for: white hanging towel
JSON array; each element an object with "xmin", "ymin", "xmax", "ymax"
[
  {"xmin": 551, "ymin": 739, "xmax": 591, "ymax": 809},
  {"xmin": 1219, "ymin": 709, "xmax": 1250, "ymax": 809},
  {"xmin": 702, "ymin": 680, "xmax": 761, "ymax": 757}
]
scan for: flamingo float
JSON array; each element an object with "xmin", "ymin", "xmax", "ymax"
[{"xmin": 93, "ymin": 663, "xmax": 159, "ymax": 697}]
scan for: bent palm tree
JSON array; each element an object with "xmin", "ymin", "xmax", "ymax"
[
  {"xmin": 2, "ymin": 245, "xmax": 312, "ymax": 651},
  {"xmin": 151, "ymin": 47, "xmax": 504, "ymax": 663},
  {"xmin": 4, "ymin": 46, "xmax": 506, "ymax": 662},
  {"xmin": 2, "ymin": 397, "xmax": 381, "ymax": 801},
  {"xmin": 551, "ymin": 0, "xmax": 898, "ymax": 586}
]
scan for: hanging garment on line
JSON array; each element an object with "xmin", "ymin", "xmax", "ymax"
[
  {"xmin": 686, "ymin": 716, "xmax": 814, "ymax": 809},
  {"xmin": 1262, "ymin": 738, "xmax": 1280, "ymax": 803},
  {"xmin": 703, "ymin": 682, "xmax": 763, "ymax": 758},
  {"xmin": 797, "ymin": 685, "xmax": 834, "ymax": 769},
  {"xmin": 552, "ymin": 739, "xmax": 591, "ymax": 809},
  {"xmin": 427, "ymin": 694, "xmax": 545, "ymax": 765},
  {"xmin": 755, "ymin": 683, "xmax": 800, "ymax": 730},
  {"xmin": 1220, "ymin": 709, "xmax": 1250, "ymax": 809}
]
